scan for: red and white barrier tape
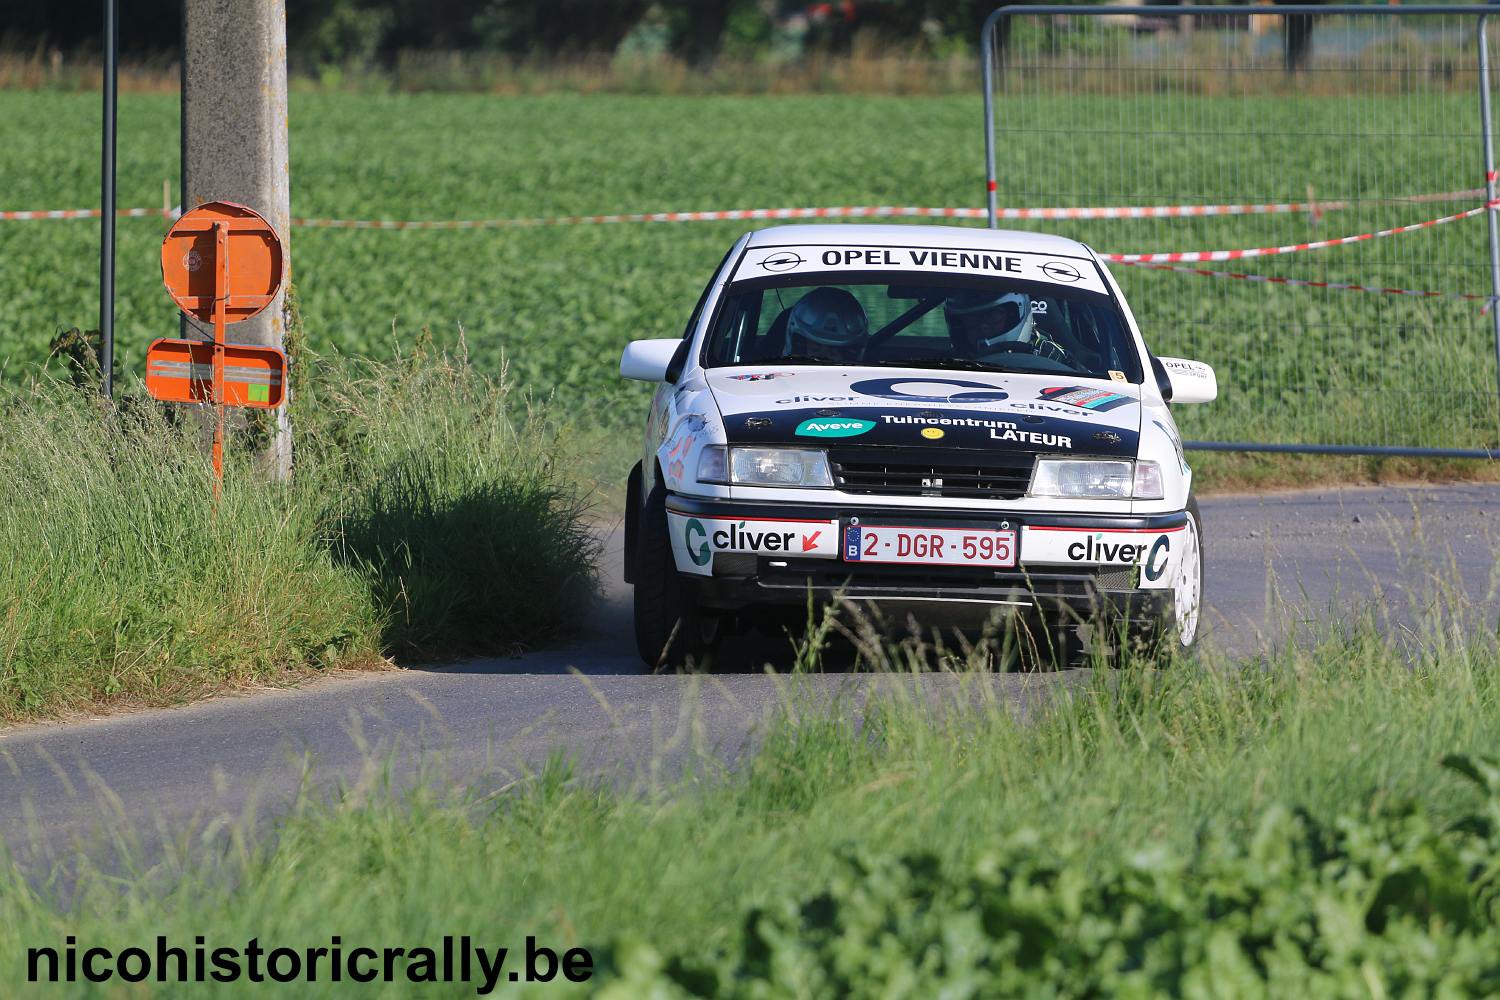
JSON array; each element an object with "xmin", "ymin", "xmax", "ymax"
[
  {"xmin": 295, "ymin": 206, "xmax": 991, "ymax": 228},
  {"xmin": 1102, "ymin": 199, "xmax": 1500, "ymax": 264},
  {"xmin": 1117, "ymin": 259, "xmax": 1497, "ymax": 305},
  {"xmin": 0, "ymin": 206, "xmax": 174, "ymax": 221},
  {"xmin": 992, "ymin": 188, "xmax": 1484, "ymax": 220},
  {"xmin": 283, "ymin": 191, "xmax": 1490, "ymax": 228},
  {"xmin": 1, "ymin": 189, "xmax": 1486, "ymax": 227},
  {"xmin": 5, "ymin": 193, "xmax": 1495, "ymax": 304}
]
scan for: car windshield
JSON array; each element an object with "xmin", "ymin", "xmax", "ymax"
[{"xmin": 702, "ymin": 275, "xmax": 1142, "ymax": 381}]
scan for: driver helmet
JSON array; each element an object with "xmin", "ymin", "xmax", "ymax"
[
  {"xmin": 944, "ymin": 290, "xmax": 1034, "ymax": 356},
  {"xmin": 784, "ymin": 287, "xmax": 868, "ymax": 359}
]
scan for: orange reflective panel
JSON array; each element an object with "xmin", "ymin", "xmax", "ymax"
[{"xmin": 144, "ymin": 338, "xmax": 287, "ymax": 409}]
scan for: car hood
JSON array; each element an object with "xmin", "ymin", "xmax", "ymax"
[{"xmin": 705, "ymin": 366, "xmax": 1142, "ymax": 457}]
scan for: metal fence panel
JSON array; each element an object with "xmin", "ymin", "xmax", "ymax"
[{"xmin": 982, "ymin": 4, "xmax": 1500, "ymax": 456}]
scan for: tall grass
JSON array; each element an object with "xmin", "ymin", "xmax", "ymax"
[
  {"xmin": 0, "ymin": 348, "xmax": 598, "ymax": 723},
  {"xmin": 2, "ymin": 598, "xmax": 1496, "ymax": 993},
  {"xmin": 305, "ymin": 346, "xmax": 599, "ymax": 657}
]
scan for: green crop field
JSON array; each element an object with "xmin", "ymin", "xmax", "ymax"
[{"xmin": 2, "ymin": 89, "xmax": 1497, "ymax": 483}]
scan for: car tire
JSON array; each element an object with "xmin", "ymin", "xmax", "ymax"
[
  {"xmin": 622, "ymin": 462, "xmax": 642, "ymax": 585},
  {"xmin": 1117, "ymin": 498, "xmax": 1204, "ymax": 666},
  {"xmin": 1153, "ymin": 496, "xmax": 1204, "ymax": 658},
  {"xmin": 1048, "ymin": 623, "xmax": 1088, "ymax": 669},
  {"xmin": 633, "ymin": 477, "xmax": 715, "ymax": 670}
]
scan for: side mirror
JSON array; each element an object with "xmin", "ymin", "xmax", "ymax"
[
  {"xmin": 620, "ymin": 339, "xmax": 681, "ymax": 382},
  {"xmin": 1157, "ymin": 356, "xmax": 1218, "ymax": 404}
]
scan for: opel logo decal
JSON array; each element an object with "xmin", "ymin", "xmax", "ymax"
[
  {"xmin": 760, "ymin": 251, "xmax": 804, "ymax": 272},
  {"xmin": 1041, "ymin": 261, "xmax": 1082, "ymax": 283}
]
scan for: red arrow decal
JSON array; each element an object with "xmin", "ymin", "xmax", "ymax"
[{"xmin": 802, "ymin": 531, "xmax": 822, "ymax": 552}]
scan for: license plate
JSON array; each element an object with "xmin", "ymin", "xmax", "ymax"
[{"xmin": 843, "ymin": 525, "xmax": 1018, "ymax": 567}]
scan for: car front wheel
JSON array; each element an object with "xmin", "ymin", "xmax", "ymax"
[
  {"xmin": 1168, "ymin": 497, "xmax": 1204, "ymax": 650},
  {"xmin": 632, "ymin": 478, "xmax": 716, "ymax": 670}
]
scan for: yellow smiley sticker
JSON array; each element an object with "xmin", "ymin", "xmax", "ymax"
[{"xmin": 921, "ymin": 427, "xmax": 944, "ymax": 440}]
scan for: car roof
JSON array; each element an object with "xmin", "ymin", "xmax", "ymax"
[{"xmin": 743, "ymin": 223, "xmax": 1093, "ymax": 258}]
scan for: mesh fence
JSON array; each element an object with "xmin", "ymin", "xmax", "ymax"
[{"xmin": 983, "ymin": 6, "xmax": 1500, "ymax": 453}]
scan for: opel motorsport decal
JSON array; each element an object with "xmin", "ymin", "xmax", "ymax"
[
  {"xmin": 667, "ymin": 511, "xmax": 839, "ymax": 576},
  {"xmin": 725, "ymin": 371, "xmax": 794, "ymax": 381},
  {"xmin": 1037, "ymin": 386, "xmax": 1134, "ymax": 412},
  {"xmin": 735, "ymin": 245, "xmax": 1108, "ymax": 295},
  {"xmin": 1020, "ymin": 525, "xmax": 1184, "ymax": 590},
  {"xmin": 724, "ymin": 407, "xmax": 1137, "ymax": 456}
]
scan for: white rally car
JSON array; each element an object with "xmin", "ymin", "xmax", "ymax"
[{"xmin": 620, "ymin": 225, "xmax": 1217, "ymax": 667}]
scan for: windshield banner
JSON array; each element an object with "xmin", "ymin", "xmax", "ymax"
[{"xmin": 734, "ymin": 245, "xmax": 1109, "ymax": 295}]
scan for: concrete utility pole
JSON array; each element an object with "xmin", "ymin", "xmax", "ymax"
[{"xmin": 181, "ymin": 0, "xmax": 292, "ymax": 479}]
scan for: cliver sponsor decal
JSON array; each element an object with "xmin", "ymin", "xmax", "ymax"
[
  {"xmin": 1038, "ymin": 386, "xmax": 1135, "ymax": 412},
  {"xmin": 1142, "ymin": 534, "xmax": 1171, "ymax": 582},
  {"xmin": 668, "ymin": 511, "xmax": 839, "ymax": 576},
  {"xmin": 1021, "ymin": 525, "xmax": 1184, "ymax": 590},
  {"xmin": 796, "ymin": 417, "xmax": 875, "ymax": 438},
  {"xmin": 1065, "ymin": 533, "xmax": 1154, "ymax": 564},
  {"xmin": 1003, "ymin": 401, "xmax": 1110, "ymax": 417}
]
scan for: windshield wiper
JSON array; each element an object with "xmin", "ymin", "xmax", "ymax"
[
  {"xmin": 867, "ymin": 357, "xmax": 1024, "ymax": 374},
  {"xmin": 772, "ymin": 355, "xmax": 841, "ymax": 366}
]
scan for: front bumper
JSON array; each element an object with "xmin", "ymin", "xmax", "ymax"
[{"xmin": 665, "ymin": 494, "xmax": 1185, "ymax": 629}]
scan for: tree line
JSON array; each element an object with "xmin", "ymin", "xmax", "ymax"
[{"xmin": 4, "ymin": 1, "xmax": 1335, "ymax": 71}]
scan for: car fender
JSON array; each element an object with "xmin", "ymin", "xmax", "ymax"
[
  {"xmin": 1134, "ymin": 403, "xmax": 1192, "ymax": 512},
  {"xmin": 655, "ymin": 389, "xmax": 729, "ymax": 497}
]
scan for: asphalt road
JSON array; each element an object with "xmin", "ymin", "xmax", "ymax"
[{"xmin": 2, "ymin": 484, "xmax": 1496, "ymax": 875}]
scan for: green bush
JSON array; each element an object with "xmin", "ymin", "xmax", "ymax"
[
  {"xmin": 0, "ymin": 350, "xmax": 597, "ymax": 722},
  {"xmin": 610, "ymin": 763, "xmax": 1500, "ymax": 995}
]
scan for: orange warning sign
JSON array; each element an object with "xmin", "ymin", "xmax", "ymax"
[
  {"xmin": 144, "ymin": 339, "xmax": 286, "ymax": 409},
  {"xmin": 160, "ymin": 201, "xmax": 285, "ymax": 325},
  {"xmin": 151, "ymin": 201, "xmax": 289, "ymax": 496}
]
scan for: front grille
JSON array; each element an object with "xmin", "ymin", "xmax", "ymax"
[{"xmin": 829, "ymin": 447, "xmax": 1035, "ymax": 500}]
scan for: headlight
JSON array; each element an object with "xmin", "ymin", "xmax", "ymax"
[
  {"xmin": 697, "ymin": 446, "xmax": 833, "ymax": 488},
  {"xmin": 1030, "ymin": 459, "xmax": 1163, "ymax": 500}
]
